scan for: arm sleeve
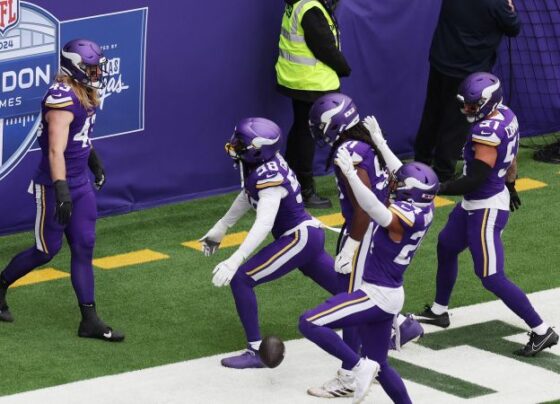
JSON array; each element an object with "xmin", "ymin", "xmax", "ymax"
[
  {"xmin": 234, "ymin": 187, "xmax": 283, "ymax": 260},
  {"xmin": 301, "ymin": 7, "xmax": 351, "ymax": 77},
  {"xmin": 218, "ymin": 191, "xmax": 252, "ymax": 229},
  {"xmin": 492, "ymin": 0, "xmax": 521, "ymax": 37},
  {"xmin": 438, "ymin": 159, "xmax": 493, "ymax": 196},
  {"xmin": 346, "ymin": 172, "xmax": 393, "ymax": 228},
  {"xmin": 376, "ymin": 141, "xmax": 403, "ymax": 174},
  {"xmin": 88, "ymin": 147, "xmax": 104, "ymax": 173}
]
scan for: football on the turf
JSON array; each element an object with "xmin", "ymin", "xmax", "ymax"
[{"xmin": 259, "ymin": 335, "xmax": 285, "ymax": 368}]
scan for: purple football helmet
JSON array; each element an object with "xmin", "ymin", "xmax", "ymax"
[
  {"xmin": 226, "ymin": 117, "xmax": 281, "ymax": 164},
  {"xmin": 393, "ymin": 162, "xmax": 439, "ymax": 204},
  {"xmin": 457, "ymin": 72, "xmax": 503, "ymax": 123},
  {"xmin": 309, "ymin": 93, "xmax": 360, "ymax": 146},
  {"xmin": 61, "ymin": 39, "xmax": 108, "ymax": 89}
]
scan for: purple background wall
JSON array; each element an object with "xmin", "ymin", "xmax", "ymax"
[{"xmin": 0, "ymin": 0, "xmax": 558, "ymax": 235}]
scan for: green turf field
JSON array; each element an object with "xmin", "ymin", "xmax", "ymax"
[{"xmin": 0, "ymin": 145, "xmax": 558, "ymax": 396}]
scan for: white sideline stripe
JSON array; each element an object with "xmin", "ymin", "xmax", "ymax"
[{"xmin": 1, "ymin": 288, "xmax": 559, "ymax": 404}]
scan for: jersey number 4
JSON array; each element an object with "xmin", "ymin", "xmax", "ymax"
[{"xmin": 73, "ymin": 115, "xmax": 96, "ymax": 148}]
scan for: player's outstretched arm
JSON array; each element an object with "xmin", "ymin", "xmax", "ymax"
[
  {"xmin": 211, "ymin": 187, "xmax": 283, "ymax": 287},
  {"xmin": 335, "ymin": 148, "xmax": 393, "ymax": 228},
  {"xmin": 363, "ymin": 115, "xmax": 403, "ymax": 174},
  {"xmin": 200, "ymin": 191, "xmax": 251, "ymax": 256}
]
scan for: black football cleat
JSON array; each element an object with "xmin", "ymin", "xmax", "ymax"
[
  {"xmin": 78, "ymin": 318, "xmax": 125, "ymax": 342},
  {"xmin": 78, "ymin": 303, "xmax": 124, "ymax": 342},
  {"xmin": 303, "ymin": 192, "xmax": 332, "ymax": 209},
  {"xmin": 414, "ymin": 305, "xmax": 450, "ymax": 328},
  {"xmin": 0, "ymin": 287, "xmax": 13, "ymax": 322},
  {"xmin": 514, "ymin": 327, "xmax": 559, "ymax": 357},
  {"xmin": 0, "ymin": 305, "xmax": 13, "ymax": 322}
]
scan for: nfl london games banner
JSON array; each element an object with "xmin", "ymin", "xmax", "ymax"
[{"xmin": 0, "ymin": 1, "xmax": 147, "ymax": 234}]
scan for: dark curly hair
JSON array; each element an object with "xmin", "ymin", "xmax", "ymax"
[{"xmin": 326, "ymin": 122, "xmax": 387, "ymax": 170}]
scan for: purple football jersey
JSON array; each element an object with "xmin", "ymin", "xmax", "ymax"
[
  {"xmin": 464, "ymin": 104, "xmax": 519, "ymax": 201},
  {"xmin": 334, "ymin": 140, "xmax": 389, "ymax": 227},
  {"xmin": 244, "ymin": 153, "xmax": 311, "ymax": 238},
  {"xmin": 34, "ymin": 81, "xmax": 96, "ymax": 186},
  {"xmin": 362, "ymin": 201, "xmax": 434, "ymax": 288}
]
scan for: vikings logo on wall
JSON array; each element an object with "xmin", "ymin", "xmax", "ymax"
[{"xmin": 0, "ymin": 2, "xmax": 147, "ymax": 181}]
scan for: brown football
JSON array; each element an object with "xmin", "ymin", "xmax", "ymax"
[{"xmin": 259, "ymin": 335, "xmax": 285, "ymax": 368}]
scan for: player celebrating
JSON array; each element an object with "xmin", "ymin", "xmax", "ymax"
[
  {"xmin": 200, "ymin": 117, "xmax": 340, "ymax": 368},
  {"xmin": 0, "ymin": 39, "xmax": 123, "ymax": 341},
  {"xmin": 415, "ymin": 72, "xmax": 559, "ymax": 356},
  {"xmin": 300, "ymin": 143, "xmax": 438, "ymax": 404},
  {"xmin": 306, "ymin": 93, "xmax": 424, "ymax": 398}
]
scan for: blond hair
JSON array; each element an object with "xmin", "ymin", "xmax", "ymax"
[{"xmin": 55, "ymin": 74, "xmax": 100, "ymax": 109}]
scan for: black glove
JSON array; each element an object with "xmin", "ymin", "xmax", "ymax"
[
  {"xmin": 88, "ymin": 148, "xmax": 105, "ymax": 190},
  {"xmin": 54, "ymin": 180, "xmax": 72, "ymax": 225},
  {"xmin": 506, "ymin": 181, "xmax": 521, "ymax": 212}
]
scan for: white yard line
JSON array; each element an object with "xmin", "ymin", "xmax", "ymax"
[{"xmin": 1, "ymin": 288, "xmax": 559, "ymax": 404}]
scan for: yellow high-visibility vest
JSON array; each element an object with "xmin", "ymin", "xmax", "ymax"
[{"xmin": 276, "ymin": 0, "xmax": 340, "ymax": 91}]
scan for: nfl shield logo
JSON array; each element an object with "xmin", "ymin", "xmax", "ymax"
[{"xmin": 0, "ymin": 0, "xmax": 19, "ymax": 36}]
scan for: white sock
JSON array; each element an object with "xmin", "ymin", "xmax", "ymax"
[
  {"xmin": 249, "ymin": 340, "xmax": 261, "ymax": 351},
  {"xmin": 431, "ymin": 302, "xmax": 448, "ymax": 315},
  {"xmin": 397, "ymin": 314, "xmax": 408, "ymax": 326},
  {"xmin": 532, "ymin": 323, "xmax": 549, "ymax": 336}
]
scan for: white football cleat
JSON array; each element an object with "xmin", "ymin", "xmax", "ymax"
[
  {"xmin": 352, "ymin": 358, "xmax": 380, "ymax": 404},
  {"xmin": 307, "ymin": 369, "xmax": 356, "ymax": 398}
]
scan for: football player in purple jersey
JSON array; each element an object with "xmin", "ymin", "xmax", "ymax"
[
  {"xmin": 415, "ymin": 72, "xmax": 558, "ymax": 356},
  {"xmin": 306, "ymin": 93, "xmax": 424, "ymax": 398},
  {"xmin": 199, "ymin": 117, "xmax": 340, "ymax": 369},
  {"xmin": 0, "ymin": 39, "xmax": 124, "ymax": 342},
  {"xmin": 300, "ymin": 143, "xmax": 439, "ymax": 404}
]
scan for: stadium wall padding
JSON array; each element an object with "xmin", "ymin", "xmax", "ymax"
[{"xmin": 0, "ymin": 0, "xmax": 558, "ymax": 235}]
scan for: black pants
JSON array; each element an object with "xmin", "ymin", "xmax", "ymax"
[
  {"xmin": 285, "ymin": 98, "xmax": 316, "ymax": 194},
  {"xmin": 414, "ymin": 67, "xmax": 471, "ymax": 182}
]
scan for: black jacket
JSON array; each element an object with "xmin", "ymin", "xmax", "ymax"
[
  {"xmin": 278, "ymin": 0, "xmax": 351, "ymax": 102},
  {"xmin": 430, "ymin": 0, "xmax": 521, "ymax": 78}
]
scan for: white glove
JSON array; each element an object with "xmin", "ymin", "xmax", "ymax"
[
  {"xmin": 199, "ymin": 221, "xmax": 228, "ymax": 256},
  {"xmin": 363, "ymin": 115, "xmax": 386, "ymax": 148},
  {"xmin": 211, "ymin": 252, "xmax": 244, "ymax": 287},
  {"xmin": 335, "ymin": 237, "xmax": 360, "ymax": 274},
  {"xmin": 334, "ymin": 147, "xmax": 358, "ymax": 179}
]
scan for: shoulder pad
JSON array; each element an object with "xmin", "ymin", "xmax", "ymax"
[
  {"xmin": 44, "ymin": 84, "xmax": 75, "ymax": 109},
  {"xmin": 389, "ymin": 202, "xmax": 416, "ymax": 227},
  {"xmin": 471, "ymin": 121, "xmax": 501, "ymax": 146},
  {"xmin": 255, "ymin": 172, "xmax": 285, "ymax": 190},
  {"xmin": 339, "ymin": 141, "xmax": 366, "ymax": 165}
]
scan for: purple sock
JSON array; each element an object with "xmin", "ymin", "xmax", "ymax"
[
  {"xmin": 377, "ymin": 363, "xmax": 413, "ymax": 404},
  {"xmin": 299, "ymin": 315, "xmax": 360, "ymax": 369},
  {"xmin": 230, "ymin": 274, "xmax": 261, "ymax": 343},
  {"xmin": 435, "ymin": 242, "xmax": 460, "ymax": 306},
  {"xmin": 342, "ymin": 326, "xmax": 361, "ymax": 370},
  {"xmin": 69, "ymin": 244, "xmax": 95, "ymax": 305},
  {"xmin": 1, "ymin": 247, "xmax": 54, "ymax": 285},
  {"xmin": 482, "ymin": 274, "xmax": 543, "ymax": 328}
]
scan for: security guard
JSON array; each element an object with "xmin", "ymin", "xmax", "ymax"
[
  {"xmin": 276, "ymin": 0, "xmax": 351, "ymax": 208},
  {"xmin": 413, "ymin": 0, "xmax": 520, "ymax": 182}
]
